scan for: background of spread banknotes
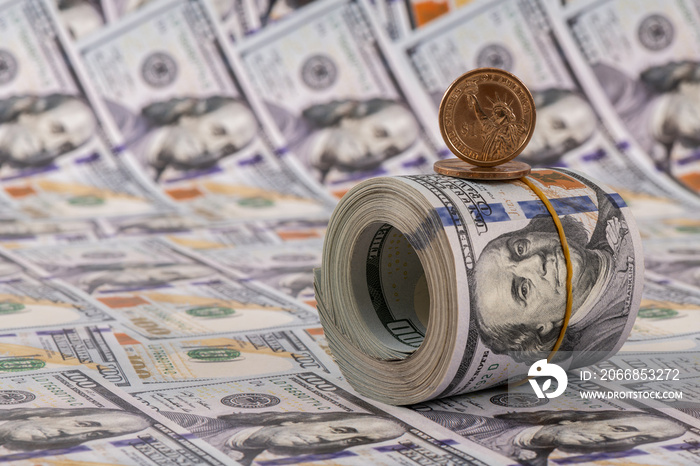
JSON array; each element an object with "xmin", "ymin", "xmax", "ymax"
[{"xmin": 0, "ymin": 0, "xmax": 698, "ymax": 464}]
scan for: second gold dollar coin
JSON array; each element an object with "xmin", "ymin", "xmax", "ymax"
[{"xmin": 439, "ymin": 68, "xmax": 536, "ymax": 167}]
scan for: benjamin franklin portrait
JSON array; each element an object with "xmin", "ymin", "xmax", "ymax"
[
  {"xmin": 162, "ymin": 410, "xmax": 407, "ymax": 465},
  {"xmin": 421, "ymin": 409, "xmax": 686, "ymax": 465},
  {"xmin": 0, "ymin": 407, "xmax": 150, "ymax": 453},
  {"xmin": 521, "ymin": 88, "xmax": 597, "ymax": 166},
  {"xmin": 270, "ymin": 98, "xmax": 420, "ymax": 183},
  {"xmin": 0, "ymin": 94, "xmax": 96, "ymax": 170},
  {"xmin": 594, "ymin": 60, "xmax": 700, "ymax": 187},
  {"xmin": 107, "ymin": 95, "xmax": 257, "ymax": 181},
  {"xmin": 472, "ymin": 173, "xmax": 635, "ymax": 364}
]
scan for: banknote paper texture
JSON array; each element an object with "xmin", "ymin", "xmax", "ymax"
[
  {"xmin": 638, "ymin": 214, "xmax": 700, "ymax": 238},
  {"xmin": 113, "ymin": 326, "xmax": 338, "ymax": 387},
  {"xmin": 591, "ymin": 349, "xmax": 700, "ymax": 380},
  {"xmin": 644, "ymin": 238, "xmax": 700, "ymax": 294},
  {"xmin": 0, "ymin": 269, "xmax": 115, "ymax": 331},
  {"xmin": 107, "ymin": 0, "xmax": 263, "ymax": 40},
  {"xmin": 92, "ymin": 271, "xmax": 319, "ymax": 339},
  {"xmin": 237, "ymin": 0, "xmax": 441, "ymax": 195},
  {"xmin": 13, "ymin": 237, "xmax": 238, "ymax": 295},
  {"xmin": 198, "ymin": 239, "xmax": 322, "ymax": 304},
  {"xmin": 80, "ymin": 0, "xmax": 333, "ymax": 220},
  {"xmin": 0, "ymin": 0, "xmax": 172, "ymax": 218},
  {"xmin": 0, "ymin": 218, "xmax": 105, "ymax": 249},
  {"xmin": 159, "ymin": 221, "xmax": 282, "ymax": 250},
  {"xmin": 0, "ymin": 367, "xmax": 232, "ymax": 464},
  {"xmin": 97, "ymin": 212, "xmax": 281, "ymax": 247},
  {"xmin": 410, "ymin": 378, "xmax": 700, "ymax": 465},
  {"xmin": 559, "ymin": 0, "xmax": 700, "ymax": 198},
  {"xmin": 0, "ymin": 324, "xmax": 139, "ymax": 387},
  {"xmin": 134, "ymin": 371, "xmax": 510, "ymax": 465},
  {"xmin": 13, "ymin": 236, "xmax": 321, "ymax": 338},
  {"xmin": 616, "ymin": 375, "xmax": 700, "ymax": 427},
  {"xmin": 630, "ymin": 279, "xmax": 700, "ymax": 341},
  {"xmin": 372, "ymin": 0, "xmax": 412, "ymax": 41},
  {"xmin": 52, "ymin": 0, "xmax": 108, "ymax": 40}
]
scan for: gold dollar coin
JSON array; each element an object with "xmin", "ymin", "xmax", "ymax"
[{"xmin": 439, "ymin": 68, "xmax": 536, "ymax": 167}]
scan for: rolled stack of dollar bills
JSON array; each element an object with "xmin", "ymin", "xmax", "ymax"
[{"xmin": 316, "ymin": 168, "xmax": 643, "ymax": 405}]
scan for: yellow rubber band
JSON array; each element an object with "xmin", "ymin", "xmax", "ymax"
[
  {"xmin": 521, "ymin": 177, "xmax": 574, "ymax": 360},
  {"xmin": 509, "ymin": 176, "xmax": 573, "ymax": 387}
]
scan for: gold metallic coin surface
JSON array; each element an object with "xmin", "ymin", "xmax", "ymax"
[
  {"xmin": 439, "ymin": 68, "xmax": 536, "ymax": 167},
  {"xmin": 434, "ymin": 158, "xmax": 531, "ymax": 180}
]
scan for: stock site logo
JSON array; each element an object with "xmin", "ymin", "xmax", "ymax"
[{"xmin": 528, "ymin": 359, "xmax": 568, "ymax": 399}]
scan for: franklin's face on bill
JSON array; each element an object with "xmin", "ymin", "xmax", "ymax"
[
  {"xmin": 144, "ymin": 98, "xmax": 257, "ymax": 178},
  {"xmin": 0, "ymin": 96, "xmax": 96, "ymax": 168},
  {"xmin": 307, "ymin": 102, "xmax": 418, "ymax": 175},
  {"xmin": 164, "ymin": 101, "xmax": 255, "ymax": 162},
  {"xmin": 243, "ymin": 416, "xmax": 406, "ymax": 452},
  {"xmin": 533, "ymin": 414, "xmax": 685, "ymax": 453},
  {"xmin": 0, "ymin": 409, "xmax": 150, "ymax": 451},
  {"xmin": 666, "ymin": 81, "xmax": 700, "ymax": 141},
  {"xmin": 474, "ymin": 227, "xmax": 599, "ymax": 334},
  {"xmin": 426, "ymin": 408, "xmax": 687, "ymax": 464},
  {"xmin": 524, "ymin": 91, "xmax": 596, "ymax": 164}
]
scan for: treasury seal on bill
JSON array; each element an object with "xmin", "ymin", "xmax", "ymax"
[{"xmin": 439, "ymin": 68, "xmax": 536, "ymax": 167}]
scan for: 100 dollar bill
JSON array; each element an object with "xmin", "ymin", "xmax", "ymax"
[
  {"xmin": 14, "ymin": 237, "xmax": 234, "ymax": 295},
  {"xmin": 0, "ymin": 325, "xmax": 138, "ymax": 387},
  {"xmin": 134, "ymin": 371, "xmax": 510, "ymax": 465},
  {"xmin": 237, "ymin": 0, "xmax": 441, "ymax": 195},
  {"xmin": 630, "ymin": 279, "xmax": 700, "ymax": 341},
  {"xmin": 0, "ymin": 270, "xmax": 114, "ymax": 331},
  {"xmin": 199, "ymin": 239, "xmax": 322, "ymax": 305},
  {"xmin": 113, "ymin": 326, "xmax": 338, "ymax": 387},
  {"xmin": 318, "ymin": 168, "xmax": 643, "ymax": 403},
  {"xmin": 0, "ymin": 367, "xmax": 231, "ymax": 464},
  {"xmin": 411, "ymin": 376, "xmax": 700, "ymax": 465},
  {"xmin": 0, "ymin": 0, "xmax": 172, "ymax": 218},
  {"xmin": 94, "ymin": 272, "xmax": 319, "ymax": 339},
  {"xmin": 80, "ymin": 0, "xmax": 334, "ymax": 220},
  {"xmin": 560, "ymin": 0, "xmax": 700, "ymax": 198}
]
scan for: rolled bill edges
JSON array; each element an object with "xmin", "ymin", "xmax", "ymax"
[
  {"xmin": 317, "ymin": 177, "xmax": 460, "ymax": 404},
  {"xmin": 316, "ymin": 171, "xmax": 642, "ymax": 405}
]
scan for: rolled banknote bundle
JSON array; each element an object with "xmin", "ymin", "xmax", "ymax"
[{"xmin": 316, "ymin": 168, "xmax": 643, "ymax": 405}]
